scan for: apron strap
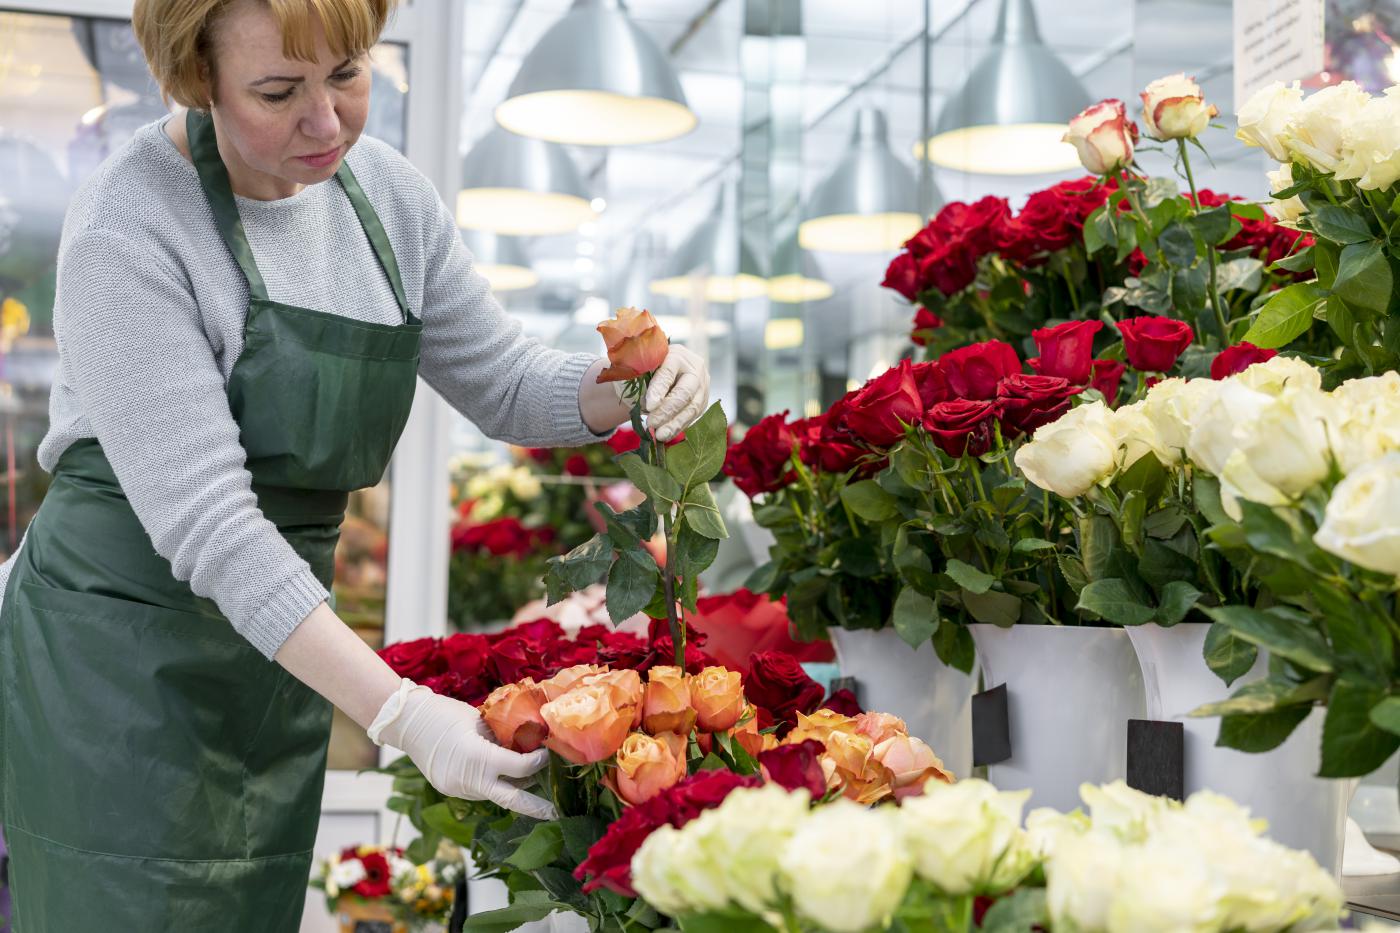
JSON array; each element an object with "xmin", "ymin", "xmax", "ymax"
[{"xmin": 185, "ymin": 110, "xmax": 414, "ymax": 324}]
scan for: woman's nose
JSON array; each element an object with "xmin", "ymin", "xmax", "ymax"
[{"xmin": 299, "ymin": 92, "xmax": 341, "ymax": 143}]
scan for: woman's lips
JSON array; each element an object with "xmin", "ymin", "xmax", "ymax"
[{"xmin": 298, "ymin": 145, "xmax": 342, "ymax": 168}]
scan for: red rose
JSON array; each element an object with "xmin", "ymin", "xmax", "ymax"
[
  {"xmin": 996, "ymin": 177, "xmax": 1113, "ymax": 265},
  {"xmin": 821, "ymin": 687, "xmax": 863, "ymax": 717},
  {"xmin": 882, "ymin": 252, "xmax": 920, "ymax": 301},
  {"xmin": 744, "ymin": 651, "xmax": 826, "ymax": 731},
  {"xmin": 924, "ymin": 398, "xmax": 999, "ymax": 458},
  {"xmin": 758, "ymin": 739, "xmax": 828, "ymax": 798},
  {"xmin": 842, "ymin": 359, "xmax": 923, "ymax": 447},
  {"xmin": 925, "ymin": 340, "xmax": 1022, "ymax": 401},
  {"xmin": 1211, "ymin": 342, "xmax": 1278, "ymax": 380},
  {"xmin": 912, "ymin": 361, "xmax": 948, "ymax": 409},
  {"xmin": 1117, "ymin": 316, "xmax": 1194, "ymax": 372},
  {"xmin": 689, "ymin": 589, "xmax": 833, "ymax": 675},
  {"xmin": 350, "ymin": 850, "xmax": 393, "ymax": 899},
  {"xmin": 1029, "ymin": 320, "xmax": 1102, "ymax": 385},
  {"xmin": 997, "ymin": 374, "xmax": 1078, "ymax": 438},
  {"xmin": 439, "ymin": 632, "xmax": 491, "ymax": 678},
  {"xmin": 564, "ymin": 454, "xmax": 591, "ymax": 476},
  {"xmin": 378, "ymin": 637, "xmax": 445, "ymax": 681},
  {"xmin": 723, "ymin": 411, "xmax": 797, "ymax": 498},
  {"xmin": 606, "ymin": 429, "xmax": 642, "ymax": 455},
  {"xmin": 487, "ymin": 634, "xmax": 546, "ymax": 684},
  {"xmin": 1090, "ymin": 359, "xmax": 1127, "ymax": 405},
  {"xmin": 421, "ymin": 670, "xmax": 492, "ymax": 705},
  {"xmin": 910, "ymin": 306, "xmax": 945, "ymax": 347}
]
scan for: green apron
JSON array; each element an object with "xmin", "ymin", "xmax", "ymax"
[{"xmin": 0, "ymin": 110, "xmax": 422, "ymax": 931}]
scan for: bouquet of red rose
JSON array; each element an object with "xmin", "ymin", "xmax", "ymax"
[{"xmin": 447, "ymin": 505, "xmax": 557, "ymax": 630}]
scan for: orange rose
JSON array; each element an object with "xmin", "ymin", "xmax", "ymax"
[
  {"xmin": 688, "ymin": 666, "xmax": 745, "ymax": 732},
  {"xmin": 537, "ymin": 664, "xmax": 611, "ymax": 701},
  {"xmin": 854, "ymin": 711, "xmax": 908, "ymax": 746},
  {"xmin": 643, "ymin": 666, "xmax": 696, "ymax": 736},
  {"xmin": 541, "ymin": 683, "xmax": 634, "ymax": 764},
  {"xmin": 873, "ymin": 734, "xmax": 954, "ymax": 799},
  {"xmin": 786, "ymin": 709, "xmax": 860, "ymax": 747},
  {"xmin": 596, "ymin": 307, "xmax": 669, "ymax": 383},
  {"xmin": 607, "ymin": 731, "xmax": 688, "ymax": 805},
  {"xmin": 728, "ymin": 704, "xmax": 776, "ymax": 759},
  {"xmin": 824, "ymin": 730, "xmax": 894, "ymax": 805},
  {"xmin": 480, "ymin": 680, "xmax": 548, "ymax": 752}
]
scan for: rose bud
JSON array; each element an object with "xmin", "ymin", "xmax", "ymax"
[
  {"xmin": 596, "ymin": 306, "xmax": 669, "ymax": 383},
  {"xmin": 643, "ymin": 666, "xmax": 696, "ymax": 735},
  {"xmin": 1140, "ymin": 73, "xmax": 1218, "ymax": 141},
  {"xmin": 480, "ymin": 680, "xmax": 549, "ymax": 753},
  {"xmin": 1210, "ymin": 342, "xmax": 1278, "ymax": 380},
  {"xmin": 1090, "ymin": 359, "xmax": 1127, "ymax": 405},
  {"xmin": 759, "ymin": 739, "xmax": 828, "ymax": 797},
  {"xmin": 537, "ymin": 663, "xmax": 612, "ymax": 701},
  {"xmin": 1117, "ymin": 316, "xmax": 1194, "ymax": 373},
  {"xmin": 541, "ymin": 683, "xmax": 634, "ymax": 765},
  {"xmin": 872, "ymin": 734, "xmax": 954, "ymax": 799},
  {"xmin": 607, "ymin": 731, "xmax": 688, "ymax": 806},
  {"xmin": 1064, "ymin": 99, "xmax": 1138, "ymax": 175},
  {"xmin": 1029, "ymin": 320, "xmax": 1102, "ymax": 386},
  {"xmin": 854, "ymin": 711, "xmax": 908, "ymax": 746},
  {"xmin": 688, "ymin": 666, "xmax": 746, "ymax": 732}
]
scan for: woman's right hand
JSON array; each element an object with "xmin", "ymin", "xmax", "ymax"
[{"xmin": 368, "ymin": 679, "xmax": 557, "ymax": 820}]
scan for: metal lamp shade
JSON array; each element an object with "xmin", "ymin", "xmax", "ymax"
[
  {"xmin": 799, "ymin": 108, "xmax": 930, "ymax": 254},
  {"xmin": 651, "ymin": 183, "xmax": 768, "ymax": 303},
  {"xmin": 920, "ymin": 0, "xmax": 1091, "ymax": 174},
  {"xmin": 768, "ymin": 233, "xmax": 833, "ymax": 303},
  {"xmin": 456, "ymin": 127, "xmax": 595, "ymax": 236},
  {"xmin": 495, "ymin": 0, "xmax": 697, "ymax": 147},
  {"xmin": 459, "ymin": 228, "xmax": 538, "ymax": 292}
]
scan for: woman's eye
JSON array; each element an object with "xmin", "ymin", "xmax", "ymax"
[
  {"xmin": 261, "ymin": 89, "xmax": 294, "ymax": 103},
  {"xmin": 333, "ymin": 67, "xmax": 363, "ymax": 82}
]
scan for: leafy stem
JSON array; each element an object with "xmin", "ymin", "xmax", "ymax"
[{"xmin": 1177, "ymin": 137, "xmax": 1229, "ymax": 343}]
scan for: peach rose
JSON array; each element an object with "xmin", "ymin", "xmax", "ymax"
[
  {"xmin": 854, "ymin": 712, "xmax": 908, "ymax": 746},
  {"xmin": 541, "ymin": 683, "xmax": 634, "ymax": 764},
  {"xmin": 480, "ymin": 680, "xmax": 548, "ymax": 752},
  {"xmin": 824, "ymin": 730, "xmax": 894, "ymax": 805},
  {"xmin": 596, "ymin": 306, "xmax": 669, "ymax": 383},
  {"xmin": 688, "ymin": 666, "xmax": 745, "ymax": 732},
  {"xmin": 1064, "ymin": 98, "xmax": 1138, "ymax": 175},
  {"xmin": 537, "ymin": 664, "xmax": 611, "ymax": 701},
  {"xmin": 786, "ymin": 709, "xmax": 859, "ymax": 748},
  {"xmin": 607, "ymin": 731, "xmax": 688, "ymax": 805},
  {"xmin": 643, "ymin": 666, "xmax": 696, "ymax": 736},
  {"xmin": 873, "ymin": 734, "xmax": 954, "ymax": 799}
]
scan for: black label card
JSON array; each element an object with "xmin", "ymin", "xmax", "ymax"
[
  {"xmin": 352, "ymin": 922, "xmax": 392, "ymax": 933},
  {"xmin": 972, "ymin": 683, "xmax": 1012, "ymax": 766},
  {"xmin": 1126, "ymin": 719, "xmax": 1184, "ymax": 801}
]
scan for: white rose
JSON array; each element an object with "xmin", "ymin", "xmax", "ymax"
[
  {"xmin": 779, "ymin": 800, "xmax": 913, "ymax": 933},
  {"xmin": 899, "ymin": 779, "xmax": 1037, "ymax": 896},
  {"xmin": 1229, "ymin": 354, "xmax": 1323, "ymax": 396},
  {"xmin": 1140, "ymin": 73, "xmax": 1218, "ymax": 140},
  {"xmin": 1232, "ymin": 387, "xmax": 1336, "ymax": 497},
  {"xmin": 1108, "ymin": 401, "xmax": 1164, "ymax": 471},
  {"xmin": 631, "ymin": 825, "xmax": 695, "ymax": 916},
  {"xmin": 1140, "ymin": 378, "xmax": 1220, "ymax": 466},
  {"xmin": 1025, "ymin": 807, "xmax": 1090, "ymax": 858},
  {"xmin": 1080, "ymin": 780, "xmax": 1174, "ymax": 844},
  {"xmin": 1266, "ymin": 162, "xmax": 1306, "ymax": 224},
  {"xmin": 1285, "ymin": 81, "xmax": 1371, "ymax": 173},
  {"xmin": 1185, "ymin": 381, "xmax": 1274, "ymax": 476},
  {"xmin": 1314, "ymin": 453, "xmax": 1400, "ymax": 576},
  {"xmin": 1235, "ymin": 81, "xmax": 1303, "ymax": 162},
  {"xmin": 1218, "ymin": 449, "xmax": 1290, "ymax": 520},
  {"xmin": 1332, "ymin": 375, "xmax": 1400, "ymax": 472},
  {"xmin": 1015, "ymin": 401, "xmax": 1119, "ymax": 497},
  {"xmin": 684, "ymin": 785, "xmax": 811, "ymax": 916},
  {"xmin": 1335, "ymin": 88, "xmax": 1400, "ymax": 191},
  {"xmin": 1064, "ymin": 99, "xmax": 1138, "ymax": 175},
  {"xmin": 1045, "ymin": 830, "xmax": 1125, "ymax": 932},
  {"xmin": 1107, "ymin": 838, "xmax": 1220, "ymax": 933}
]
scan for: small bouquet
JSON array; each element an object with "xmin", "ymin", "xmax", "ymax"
[
  {"xmin": 391, "ymin": 853, "xmax": 463, "ymax": 930},
  {"xmin": 311, "ymin": 845, "xmax": 414, "ymax": 928}
]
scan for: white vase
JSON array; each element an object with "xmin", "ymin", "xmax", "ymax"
[
  {"xmin": 969, "ymin": 624, "xmax": 1144, "ymax": 813},
  {"xmin": 829, "ymin": 627, "xmax": 974, "ymax": 779},
  {"xmin": 1127, "ymin": 622, "xmax": 1349, "ymax": 877}
]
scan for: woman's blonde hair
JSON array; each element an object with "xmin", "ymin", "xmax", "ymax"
[{"xmin": 132, "ymin": 0, "xmax": 397, "ymax": 110}]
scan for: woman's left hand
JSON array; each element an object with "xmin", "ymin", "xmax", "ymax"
[{"xmin": 644, "ymin": 345, "xmax": 710, "ymax": 442}]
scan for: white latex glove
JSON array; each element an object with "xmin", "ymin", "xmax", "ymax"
[
  {"xmin": 643, "ymin": 344, "xmax": 710, "ymax": 442},
  {"xmin": 368, "ymin": 679, "xmax": 556, "ymax": 820}
]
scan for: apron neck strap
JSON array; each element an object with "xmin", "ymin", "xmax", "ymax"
[{"xmin": 185, "ymin": 109, "xmax": 414, "ymax": 324}]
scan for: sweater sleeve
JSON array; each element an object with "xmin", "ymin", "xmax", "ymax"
[
  {"xmin": 415, "ymin": 193, "xmax": 608, "ymax": 448},
  {"xmin": 53, "ymin": 227, "xmax": 328, "ymax": 658}
]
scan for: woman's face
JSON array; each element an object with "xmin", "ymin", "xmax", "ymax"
[{"xmin": 206, "ymin": 0, "xmax": 371, "ymax": 196}]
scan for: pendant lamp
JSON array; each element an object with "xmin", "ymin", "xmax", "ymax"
[
  {"xmin": 799, "ymin": 108, "xmax": 931, "ymax": 254},
  {"xmin": 918, "ymin": 0, "xmax": 1091, "ymax": 175},
  {"xmin": 650, "ymin": 182, "xmax": 768, "ymax": 303},
  {"xmin": 460, "ymin": 228, "xmax": 538, "ymax": 292},
  {"xmin": 495, "ymin": 0, "xmax": 697, "ymax": 147},
  {"xmin": 767, "ymin": 232, "xmax": 834, "ymax": 303},
  {"xmin": 456, "ymin": 127, "xmax": 595, "ymax": 236}
]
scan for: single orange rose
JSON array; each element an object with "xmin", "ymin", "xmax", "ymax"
[
  {"xmin": 643, "ymin": 666, "xmax": 696, "ymax": 736},
  {"xmin": 607, "ymin": 731, "xmax": 688, "ymax": 805},
  {"xmin": 596, "ymin": 307, "xmax": 669, "ymax": 383},
  {"xmin": 540, "ymin": 683, "xmax": 633, "ymax": 764},
  {"xmin": 688, "ymin": 666, "xmax": 746, "ymax": 732},
  {"xmin": 824, "ymin": 730, "xmax": 894, "ymax": 805},
  {"xmin": 480, "ymin": 680, "xmax": 548, "ymax": 752},
  {"xmin": 786, "ymin": 709, "xmax": 860, "ymax": 748},
  {"xmin": 854, "ymin": 711, "xmax": 908, "ymax": 746},
  {"xmin": 537, "ymin": 664, "xmax": 611, "ymax": 701},
  {"xmin": 873, "ymin": 734, "xmax": 954, "ymax": 799}
]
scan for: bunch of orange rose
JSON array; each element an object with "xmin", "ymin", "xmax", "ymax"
[{"xmin": 779, "ymin": 709, "xmax": 953, "ymax": 805}]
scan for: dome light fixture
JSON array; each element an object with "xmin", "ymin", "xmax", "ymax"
[
  {"xmin": 456, "ymin": 128, "xmax": 595, "ymax": 236},
  {"xmin": 650, "ymin": 182, "xmax": 768, "ymax": 303},
  {"xmin": 459, "ymin": 228, "xmax": 538, "ymax": 292},
  {"xmin": 767, "ymin": 233, "xmax": 834, "ymax": 303}
]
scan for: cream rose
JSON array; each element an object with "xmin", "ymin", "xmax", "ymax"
[
  {"xmin": 1140, "ymin": 73, "xmax": 1218, "ymax": 140},
  {"xmin": 1266, "ymin": 162, "xmax": 1306, "ymax": 224},
  {"xmin": 1229, "ymin": 354, "xmax": 1322, "ymax": 396},
  {"xmin": 1015, "ymin": 401, "xmax": 1119, "ymax": 497},
  {"xmin": 1285, "ymin": 81, "xmax": 1371, "ymax": 173},
  {"xmin": 1335, "ymin": 87, "xmax": 1400, "ymax": 191},
  {"xmin": 1139, "ymin": 377, "xmax": 1220, "ymax": 466},
  {"xmin": 1235, "ymin": 80, "xmax": 1303, "ymax": 162},
  {"xmin": 1314, "ymin": 454, "xmax": 1400, "ymax": 576},
  {"xmin": 779, "ymin": 800, "xmax": 912, "ymax": 933},
  {"xmin": 1185, "ymin": 381, "xmax": 1274, "ymax": 477},
  {"xmin": 899, "ymin": 779, "xmax": 1036, "ymax": 896},
  {"xmin": 1108, "ymin": 401, "xmax": 1164, "ymax": 471},
  {"xmin": 1064, "ymin": 99, "xmax": 1138, "ymax": 175}
]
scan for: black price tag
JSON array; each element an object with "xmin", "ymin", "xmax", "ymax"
[
  {"xmin": 352, "ymin": 922, "xmax": 393, "ymax": 933},
  {"xmin": 972, "ymin": 683, "xmax": 1012, "ymax": 766},
  {"xmin": 1126, "ymin": 719, "xmax": 1184, "ymax": 801}
]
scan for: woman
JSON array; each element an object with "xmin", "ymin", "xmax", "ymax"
[{"xmin": 0, "ymin": 0, "xmax": 709, "ymax": 929}]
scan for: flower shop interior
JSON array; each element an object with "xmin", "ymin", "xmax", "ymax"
[{"xmin": 7, "ymin": 0, "xmax": 1400, "ymax": 930}]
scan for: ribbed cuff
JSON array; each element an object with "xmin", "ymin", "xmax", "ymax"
[
  {"xmin": 553, "ymin": 352, "xmax": 616, "ymax": 446},
  {"xmin": 238, "ymin": 566, "xmax": 330, "ymax": 659}
]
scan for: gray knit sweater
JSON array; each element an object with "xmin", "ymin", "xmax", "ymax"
[{"xmin": 3, "ymin": 118, "xmax": 603, "ymax": 659}]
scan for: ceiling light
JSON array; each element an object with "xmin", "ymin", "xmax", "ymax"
[
  {"xmin": 764, "ymin": 318, "xmax": 805, "ymax": 350},
  {"xmin": 800, "ymin": 107, "xmax": 931, "ymax": 253},
  {"xmin": 456, "ymin": 127, "xmax": 595, "ymax": 236},
  {"xmin": 495, "ymin": 0, "xmax": 697, "ymax": 147},
  {"xmin": 767, "ymin": 233, "xmax": 834, "ymax": 303},
  {"xmin": 650, "ymin": 182, "xmax": 768, "ymax": 303},
  {"xmin": 459, "ymin": 228, "xmax": 538, "ymax": 292},
  {"xmin": 918, "ymin": 0, "xmax": 1090, "ymax": 174}
]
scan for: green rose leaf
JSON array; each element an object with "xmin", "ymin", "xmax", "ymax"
[
  {"xmin": 1159, "ymin": 221, "xmax": 1199, "ymax": 267},
  {"xmin": 1240, "ymin": 281, "xmax": 1327, "ymax": 349},
  {"xmin": 1217, "ymin": 706, "xmax": 1311, "ymax": 753},
  {"xmin": 681, "ymin": 482, "xmax": 728, "ymax": 539},
  {"xmin": 1320, "ymin": 680, "xmax": 1400, "ymax": 777},
  {"xmin": 545, "ymin": 533, "xmax": 615, "ymax": 596},
  {"xmin": 1270, "ymin": 244, "xmax": 1314, "ymax": 274},
  {"xmin": 675, "ymin": 521, "xmax": 721, "ymax": 581},
  {"xmin": 1215, "ymin": 257, "xmax": 1264, "ymax": 294},
  {"xmin": 505, "ymin": 821, "xmax": 564, "ymax": 870},
  {"xmin": 932, "ymin": 616, "xmax": 976, "ymax": 673},
  {"xmin": 1154, "ymin": 581, "xmax": 1202, "ymax": 626},
  {"xmin": 1203, "ymin": 625, "xmax": 1258, "ymax": 686},
  {"xmin": 1191, "ymin": 203, "xmax": 1235, "ymax": 245},
  {"xmin": 1076, "ymin": 578, "xmax": 1156, "ymax": 626},
  {"xmin": 620, "ymin": 453, "xmax": 682, "ymax": 504},
  {"xmin": 981, "ymin": 888, "xmax": 1048, "ymax": 933},
  {"xmin": 1333, "ymin": 240, "xmax": 1394, "ymax": 315},
  {"xmin": 1308, "ymin": 203, "xmax": 1374, "ymax": 244},
  {"xmin": 961, "ymin": 589, "xmax": 1022, "ymax": 627},
  {"xmin": 841, "ymin": 479, "xmax": 900, "ymax": 522},
  {"xmin": 462, "ymin": 892, "xmax": 570, "ymax": 933},
  {"xmin": 1203, "ymin": 604, "xmax": 1334, "ymax": 672},
  {"xmin": 662, "ymin": 402, "xmax": 730, "ymax": 492},
  {"xmin": 892, "ymin": 585, "xmax": 940, "ymax": 648},
  {"xmin": 944, "ymin": 558, "xmax": 995, "ymax": 595},
  {"xmin": 420, "ymin": 801, "xmax": 478, "ymax": 847},
  {"xmin": 606, "ymin": 547, "xmax": 660, "ymax": 623},
  {"xmin": 1368, "ymin": 697, "xmax": 1400, "ymax": 737}
]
